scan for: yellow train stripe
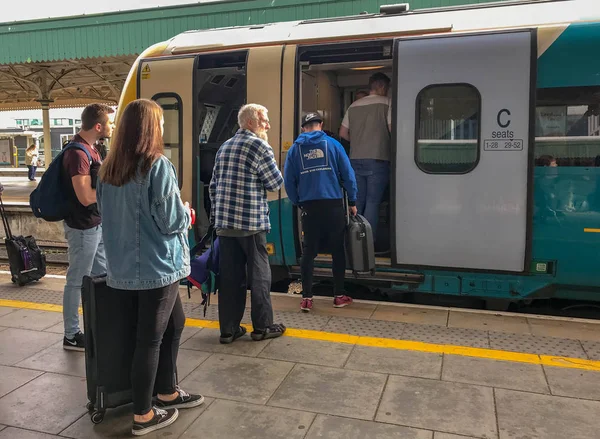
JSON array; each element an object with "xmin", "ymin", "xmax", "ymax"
[
  {"xmin": 2, "ymin": 299, "xmax": 599, "ymax": 372},
  {"xmin": 584, "ymin": 228, "xmax": 600, "ymax": 233}
]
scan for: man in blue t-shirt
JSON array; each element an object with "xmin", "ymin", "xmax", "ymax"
[{"xmin": 284, "ymin": 113, "xmax": 358, "ymax": 312}]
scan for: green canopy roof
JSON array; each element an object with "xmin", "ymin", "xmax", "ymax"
[{"xmin": 0, "ymin": 0, "xmax": 505, "ymax": 64}]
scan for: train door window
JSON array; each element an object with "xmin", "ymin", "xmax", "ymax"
[
  {"xmin": 535, "ymin": 86, "xmax": 600, "ymax": 166},
  {"xmin": 195, "ymin": 51, "xmax": 248, "ymax": 217},
  {"xmin": 154, "ymin": 94, "xmax": 183, "ymax": 187},
  {"xmin": 415, "ymin": 84, "xmax": 481, "ymax": 174}
]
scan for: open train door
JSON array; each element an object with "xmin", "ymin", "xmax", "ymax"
[{"xmin": 393, "ymin": 30, "xmax": 536, "ymax": 272}]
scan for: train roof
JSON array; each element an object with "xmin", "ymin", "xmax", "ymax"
[{"xmin": 163, "ymin": 0, "xmax": 599, "ymax": 56}]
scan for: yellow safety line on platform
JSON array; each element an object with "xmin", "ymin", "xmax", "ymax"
[{"xmin": 2, "ymin": 299, "xmax": 599, "ymax": 372}]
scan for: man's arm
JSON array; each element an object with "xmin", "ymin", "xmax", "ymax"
[
  {"xmin": 71, "ymin": 175, "xmax": 96, "ymax": 207},
  {"xmin": 208, "ymin": 168, "xmax": 217, "ymax": 225},
  {"xmin": 256, "ymin": 144, "xmax": 283, "ymax": 192},
  {"xmin": 339, "ymin": 125, "xmax": 350, "ymax": 141},
  {"xmin": 339, "ymin": 109, "xmax": 350, "ymax": 141},
  {"xmin": 283, "ymin": 148, "xmax": 299, "ymax": 205}
]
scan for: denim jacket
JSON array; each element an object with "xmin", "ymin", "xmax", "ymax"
[{"xmin": 97, "ymin": 155, "xmax": 191, "ymax": 290}]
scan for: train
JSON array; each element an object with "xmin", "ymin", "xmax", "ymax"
[{"xmin": 115, "ymin": 0, "xmax": 600, "ymax": 306}]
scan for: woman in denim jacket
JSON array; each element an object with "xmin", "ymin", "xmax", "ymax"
[{"xmin": 97, "ymin": 99, "xmax": 203, "ymax": 436}]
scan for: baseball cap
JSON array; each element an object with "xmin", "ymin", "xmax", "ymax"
[{"xmin": 301, "ymin": 112, "xmax": 323, "ymax": 127}]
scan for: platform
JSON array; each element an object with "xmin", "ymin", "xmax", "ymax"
[
  {"xmin": 1, "ymin": 274, "xmax": 600, "ymax": 439},
  {"xmin": 0, "ymin": 175, "xmax": 38, "ymax": 203}
]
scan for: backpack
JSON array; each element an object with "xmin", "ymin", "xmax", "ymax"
[
  {"xmin": 186, "ymin": 225, "xmax": 220, "ymax": 317},
  {"xmin": 29, "ymin": 142, "xmax": 92, "ymax": 222}
]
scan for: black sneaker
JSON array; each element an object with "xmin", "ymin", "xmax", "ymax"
[
  {"xmin": 132, "ymin": 407, "xmax": 178, "ymax": 436},
  {"xmin": 155, "ymin": 387, "xmax": 205, "ymax": 410},
  {"xmin": 63, "ymin": 331, "xmax": 85, "ymax": 351}
]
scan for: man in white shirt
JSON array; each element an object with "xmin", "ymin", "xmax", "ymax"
[{"xmin": 339, "ymin": 73, "xmax": 392, "ymax": 238}]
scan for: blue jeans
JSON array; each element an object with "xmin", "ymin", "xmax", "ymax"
[
  {"xmin": 351, "ymin": 159, "xmax": 390, "ymax": 237},
  {"xmin": 63, "ymin": 223, "xmax": 107, "ymax": 338},
  {"xmin": 27, "ymin": 165, "xmax": 37, "ymax": 180}
]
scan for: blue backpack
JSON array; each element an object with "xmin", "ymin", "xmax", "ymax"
[
  {"xmin": 29, "ymin": 142, "xmax": 92, "ymax": 221},
  {"xmin": 186, "ymin": 225, "xmax": 220, "ymax": 316}
]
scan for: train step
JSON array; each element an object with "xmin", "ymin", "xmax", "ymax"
[{"xmin": 289, "ymin": 266, "xmax": 424, "ymax": 284}]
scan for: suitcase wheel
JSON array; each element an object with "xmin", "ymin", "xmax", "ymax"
[
  {"xmin": 91, "ymin": 410, "xmax": 105, "ymax": 424},
  {"xmin": 86, "ymin": 402, "xmax": 94, "ymax": 412},
  {"xmin": 370, "ymin": 269, "xmax": 376, "ymax": 276}
]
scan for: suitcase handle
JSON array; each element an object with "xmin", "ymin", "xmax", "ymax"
[
  {"xmin": 343, "ymin": 190, "xmax": 350, "ymax": 227},
  {"xmin": 0, "ymin": 195, "xmax": 13, "ymax": 240}
]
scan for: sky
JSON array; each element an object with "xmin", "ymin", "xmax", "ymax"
[{"xmin": 2, "ymin": 0, "xmax": 222, "ymax": 23}]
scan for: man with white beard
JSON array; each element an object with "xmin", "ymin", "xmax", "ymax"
[{"xmin": 209, "ymin": 104, "xmax": 286, "ymax": 344}]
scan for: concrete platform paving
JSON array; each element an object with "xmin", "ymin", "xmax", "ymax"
[
  {"xmin": 0, "ymin": 274, "xmax": 600, "ymax": 438},
  {"xmin": 0, "ymin": 176, "xmax": 38, "ymax": 203}
]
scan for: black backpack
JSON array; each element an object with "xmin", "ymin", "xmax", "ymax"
[{"xmin": 29, "ymin": 142, "xmax": 91, "ymax": 221}]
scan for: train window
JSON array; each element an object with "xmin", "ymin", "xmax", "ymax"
[
  {"xmin": 415, "ymin": 84, "xmax": 480, "ymax": 174},
  {"xmin": 535, "ymin": 86, "xmax": 600, "ymax": 166},
  {"xmin": 153, "ymin": 94, "xmax": 183, "ymax": 188},
  {"xmin": 196, "ymin": 51, "xmax": 247, "ymax": 150}
]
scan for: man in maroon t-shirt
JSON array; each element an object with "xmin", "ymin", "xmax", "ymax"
[{"xmin": 62, "ymin": 103, "xmax": 114, "ymax": 351}]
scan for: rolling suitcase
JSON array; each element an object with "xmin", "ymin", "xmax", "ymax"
[
  {"xmin": 345, "ymin": 214, "xmax": 376, "ymax": 276},
  {"xmin": 342, "ymin": 191, "xmax": 376, "ymax": 276},
  {"xmin": 0, "ymin": 194, "xmax": 46, "ymax": 286},
  {"xmin": 82, "ymin": 274, "xmax": 136, "ymax": 424}
]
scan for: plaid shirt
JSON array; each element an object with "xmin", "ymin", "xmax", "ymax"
[{"xmin": 209, "ymin": 129, "xmax": 283, "ymax": 232}]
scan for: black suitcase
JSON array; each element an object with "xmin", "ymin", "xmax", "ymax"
[
  {"xmin": 345, "ymin": 214, "xmax": 376, "ymax": 276},
  {"xmin": 82, "ymin": 274, "xmax": 136, "ymax": 424},
  {"xmin": 0, "ymin": 195, "xmax": 46, "ymax": 286}
]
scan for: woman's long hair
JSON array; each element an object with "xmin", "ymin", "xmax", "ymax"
[
  {"xmin": 99, "ymin": 99, "xmax": 164, "ymax": 187},
  {"xmin": 26, "ymin": 144, "xmax": 36, "ymax": 152}
]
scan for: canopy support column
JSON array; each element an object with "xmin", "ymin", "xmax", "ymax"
[{"xmin": 37, "ymin": 99, "xmax": 53, "ymax": 166}]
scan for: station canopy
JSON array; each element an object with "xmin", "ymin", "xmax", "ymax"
[
  {"xmin": 0, "ymin": 0, "xmax": 506, "ymax": 110},
  {"xmin": 0, "ymin": 56, "xmax": 131, "ymax": 110}
]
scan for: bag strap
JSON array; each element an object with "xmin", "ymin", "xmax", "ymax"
[
  {"xmin": 62, "ymin": 142, "xmax": 93, "ymax": 166},
  {"xmin": 190, "ymin": 224, "xmax": 215, "ymax": 257}
]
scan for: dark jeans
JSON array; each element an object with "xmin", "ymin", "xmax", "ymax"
[
  {"xmin": 218, "ymin": 232, "xmax": 273, "ymax": 336},
  {"xmin": 27, "ymin": 165, "xmax": 37, "ymax": 180},
  {"xmin": 351, "ymin": 159, "xmax": 390, "ymax": 237},
  {"xmin": 131, "ymin": 282, "xmax": 185, "ymax": 415},
  {"xmin": 300, "ymin": 199, "xmax": 346, "ymax": 297}
]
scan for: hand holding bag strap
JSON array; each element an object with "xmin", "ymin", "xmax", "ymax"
[{"xmin": 190, "ymin": 224, "xmax": 215, "ymax": 257}]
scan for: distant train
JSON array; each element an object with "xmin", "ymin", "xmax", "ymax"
[{"xmin": 116, "ymin": 0, "xmax": 600, "ymax": 305}]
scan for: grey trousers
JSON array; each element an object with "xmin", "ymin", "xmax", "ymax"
[{"xmin": 218, "ymin": 231, "xmax": 274, "ymax": 336}]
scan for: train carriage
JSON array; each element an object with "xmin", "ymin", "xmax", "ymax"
[{"xmin": 116, "ymin": 0, "xmax": 600, "ymax": 305}]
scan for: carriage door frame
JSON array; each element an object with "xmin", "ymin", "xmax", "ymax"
[
  {"xmin": 138, "ymin": 56, "xmax": 195, "ymax": 205},
  {"xmin": 247, "ymin": 46, "xmax": 287, "ymax": 265},
  {"xmin": 391, "ymin": 29, "xmax": 537, "ymax": 273}
]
